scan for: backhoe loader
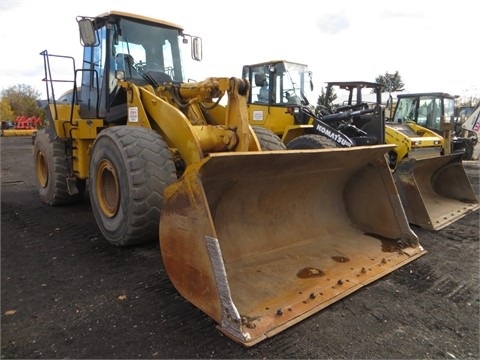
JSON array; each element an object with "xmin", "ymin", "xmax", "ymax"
[
  {"xmin": 385, "ymin": 92, "xmax": 479, "ymax": 230},
  {"xmin": 391, "ymin": 92, "xmax": 478, "ymax": 160},
  {"xmin": 243, "ymin": 60, "xmax": 478, "ymax": 231},
  {"xmin": 33, "ymin": 12, "xmax": 425, "ymax": 347}
]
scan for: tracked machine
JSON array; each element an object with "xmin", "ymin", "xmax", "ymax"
[
  {"xmin": 242, "ymin": 61, "xmax": 478, "ymax": 231},
  {"xmin": 34, "ymin": 13, "xmax": 426, "ymax": 346}
]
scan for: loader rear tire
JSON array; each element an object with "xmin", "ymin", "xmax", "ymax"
[
  {"xmin": 286, "ymin": 134, "xmax": 338, "ymax": 150},
  {"xmin": 33, "ymin": 129, "xmax": 85, "ymax": 206},
  {"xmin": 89, "ymin": 126, "xmax": 177, "ymax": 246},
  {"xmin": 252, "ymin": 126, "xmax": 286, "ymax": 150},
  {"xmin": 463, "ymin": 145, "xmax": 474, "ymax": 161}
]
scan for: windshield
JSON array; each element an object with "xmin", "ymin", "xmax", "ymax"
[
  {"xmin": 110, "ymin": 18, "xmax": 186, "ymax": 83},
  {"xmin": 394, "ymin": 97, "xmax": 418, "ymax": 123},
  {"xmin": 395, "ymin": 96, "xmax": 455, "ymax": 130},
  {"xmin": 280, "ymin": 62, "xmax": 308, "ymax": 104}
]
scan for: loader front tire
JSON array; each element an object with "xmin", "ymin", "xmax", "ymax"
[
  {"xmin": 252, "ymin": 126, "xmax": 286, "ymax": 150},
  {"xmin": 89, "ymin": 126, "xmax": 177, "ymax": 246},
  {"xmin": 286, "ymin": 134, "xmax": 338, "ymax": 150},
  {"xmin": 33, "ymin": 129, "xmax": 85, "ymax": 206}
]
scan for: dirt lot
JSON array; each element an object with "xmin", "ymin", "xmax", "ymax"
[{"xmin": 1, "ymin": 135, "xmax": 479, "ymax": 359}]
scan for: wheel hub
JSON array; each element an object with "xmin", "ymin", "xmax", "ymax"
[
  {"xmin": 96, "ymin": 159, "xmax": 120, "ymax": 217},
  {"xmin": 35, "ymin": 150, "xmax": 48, "ymax": 188}
]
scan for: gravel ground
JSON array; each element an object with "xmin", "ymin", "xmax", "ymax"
[{"xmin": 1, "ymin": 136, "xmax": 479, "ymax": 359}]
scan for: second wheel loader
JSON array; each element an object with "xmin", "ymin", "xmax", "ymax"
[
  {"xmin": 242, "ymin": 61, "xmax": 479, "ymax": 230},
  {"xmin": 33, "ymin": 13, "xmax": 425, "ymax": 346}
]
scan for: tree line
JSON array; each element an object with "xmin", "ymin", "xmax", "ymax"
[{"xmin": 1, "ymin": 72, "xmax": 478, "ymax": 123}]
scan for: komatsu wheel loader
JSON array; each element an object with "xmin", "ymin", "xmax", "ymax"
[
  {"xmin": 243, "ymin": 62, "xmax": 478, "ymax": 231},
  {"xmin": 34, "ymin": 12, "xmax": 425, "ymax": 346}
]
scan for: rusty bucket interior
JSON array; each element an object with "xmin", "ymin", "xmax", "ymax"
[
  {"xmin": 393, "ymin": 153, "xmax": 479, "ymax": 230},
  {"xmin": 159, "ymin": 145, "xmax": 426, "ymax": 346}
]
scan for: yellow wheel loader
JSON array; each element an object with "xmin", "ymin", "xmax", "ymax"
[
  {"xmin": 386, "ymin": 92, "xmax": 479, "ymax": 230},
  {"xmin": 34, "ymin": 13, "xmax": 425, "ymax": 346},
  {"xmin": 391, "ymin": 92, "xmax": 478, "ymax": 160},
  {"xmin": 242, "ymin": 61, "xmax": 478, "ymax": 231}
]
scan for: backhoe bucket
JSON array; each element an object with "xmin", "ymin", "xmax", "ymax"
[
  {"xmin": 393, "ymin": 153, "xmax": 479, "ymax": 231},
  {"xmin": 159, "ymin": 144, "xmax": 426, "ymax": 346}
]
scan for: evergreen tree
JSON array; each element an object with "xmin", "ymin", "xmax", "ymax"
[
  {"xmin": 375, "ymin": 71, "xmax": 405, "ymax": 93},
  {"xmin": 316, "ymin": 86, "xmax": 337, "ymax": 114}
]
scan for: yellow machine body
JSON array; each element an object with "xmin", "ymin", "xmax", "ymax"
[{"xmin": 35, "ymin": 14, "xmax": 426, "ymax": 347}]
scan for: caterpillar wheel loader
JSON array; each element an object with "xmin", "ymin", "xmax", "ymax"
[
  {"xmin": 243, "ymin": 61, "xmax": 478, "ymax": 231},
  {"xmin": 33, "ymin": 13, "xmax": 425, "ymax": 347}
]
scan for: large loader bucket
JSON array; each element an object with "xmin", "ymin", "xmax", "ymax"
[
  {"xmin": 394, "ymin": 153, "xmax": 479, "ymax": 231},
  {"xmin": 159, "ymin": 144, "xmax": 426, "ymax": 346}
]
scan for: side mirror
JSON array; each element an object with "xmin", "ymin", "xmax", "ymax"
[
  {"xmin": 307, "ymin": 71, "xmax": 314, "ymax": 92},
  {"xmin": 77, "ymin": 17, "xmax": 97, "ymax": 46},
  {"xmin": 191, "ymin": 37, "xmax": 202, "ymax": 61}
]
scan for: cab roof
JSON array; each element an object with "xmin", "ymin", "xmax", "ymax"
[
  {"xmin": 243, "ymin": 60, "xmax": 308, "ymax": 68},
  {"xmin": 95, "ymin": 10, "xmax": 184, "ymax": 31},
  {"xmin": 397, "ymin": 92, "xmax": 457, "ymax": 99}
]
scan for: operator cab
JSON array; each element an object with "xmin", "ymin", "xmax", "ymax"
[
  {"xmin": 393, "ymin": 93, "xmax": 456, "ymax": 130},
  {"xmin": 242, "ymin": 60, "xmax": 314, "ymax": 129},
  {"xmin": 73, "ymin": 12, "xmax": 202, "ymax": 123},
  {"xmin": 242, "ymin": 60, "xmax": 313, "ymax": 107}
]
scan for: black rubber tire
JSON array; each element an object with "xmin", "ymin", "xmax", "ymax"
[
  {"xmin": 88, "ymin": 126, "xmax": 177, "ymax": 247},
  {"xmin": 463, "ymin": 145, "xmax": 474, "ymax": 160},
  {"xmin": 251, "ymin": 126, "xmax": 286, "ymax": 150},
  {"xmin": 286, "ymin": 134, "xmax": 338, "ymax": 149},
  {"xmin": 33, "ymin": 129, "xmax": 85, "ymax": 205}
]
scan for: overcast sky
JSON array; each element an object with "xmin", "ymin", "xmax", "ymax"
[{"xmin": 0, "ymin": 0, "xmax": 477, "ymax": 102}]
